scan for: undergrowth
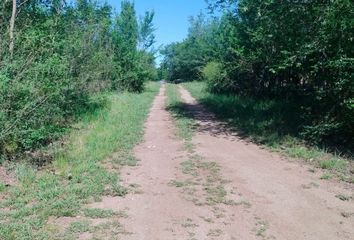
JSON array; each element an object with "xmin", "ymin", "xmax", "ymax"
[{"xmin": 0, "ymin": 82, "xmax": 160, "ymax": 239}]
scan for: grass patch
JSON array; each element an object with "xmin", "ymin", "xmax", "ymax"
[
  {"xmin": 0, "ymin": 182, "xmax": 5, "ymax": 192},
  {"xmin": 166, "ymin": 84, "xmax": 195, "ymax": 151},
  {"xmin": 335, "ymin": 194, "xmax": 352, "ymax": 201},
  {"xmin": 207, "ymin": 229, "xmax": 223, "ymax": 237},
  {"xmin": 320, "ymin": 173, "xmax": 332, "ymax": 180},
  {"xmin": 68, "ymin": 220, "xmax": 91, "ymax": 234},
  {"xmin": 183, "ymin": 81, "xmax": 353, "ymax": 183},
  {"xmin": 319, "ymin": 159, "xmax": 347, "ymax": 171},
  {"xmin": 0, "ymin": 82, "xmax": 160, "ymax": 239},
  {"xmin": 83, "ymin": 208, "xmax": 115, "ymax": 219}
]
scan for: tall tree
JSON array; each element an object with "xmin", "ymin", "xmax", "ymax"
[
  {"xmin": 9, "ymin": 0, "xmax": 16, "ymax": 58},
  {"xmin": 139, "ymin": 11, "xmax": 156, "ymax": 51},
  {"xmin": 112, "ymin": 0, "xmax": 143, "ymax": 92}
]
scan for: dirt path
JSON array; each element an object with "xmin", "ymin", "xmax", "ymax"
[
  {"xmin": 96, "ymin": 84, "xmax": 353, "ymax": 239},
  {"xmin": 115, "ymin": 85, "xmax": 237, "ymax": 239},
  {"xmin": 178, "ymin": 85, "xmax": 354, "ymax": 240}
]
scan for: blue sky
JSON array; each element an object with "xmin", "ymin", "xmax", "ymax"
[{"xmin": 106, "ymin": 0, "xmax": 209, "ymax": 49}]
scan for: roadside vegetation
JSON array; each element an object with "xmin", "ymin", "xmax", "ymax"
[
  {"xmin": 0, "ymin": 82, "xmax": 160, "ymax": 239},
  {"xmin": 0, "ymin": 0, "xmax": 157, "ymax": 162},
  {"xmin": 160, "ymin": 0, "xmax": 353, "ymax": 153},
  {"xmin": 160, "ymin": 0, "xmax": 353, "ymax": 182},
  {"xmin": 0, "ymin": 0, "xmax": 160, "ymax": 238},
  {"xmin": 183, "ymin": 81, "xmax": 353, "ymax": 183},
  {"xmin": 166, "ymin": 84, "xmax": 194, "ymax": 151}
]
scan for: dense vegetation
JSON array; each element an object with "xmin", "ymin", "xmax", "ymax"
[
  {"xmin": 0, "ymin": 0, "xmax": 157, "ymax": 160},
  {"xmin": 161, "ymin": 0, "xmax": 354, "ymax": 151},
  {"xmin": 0, "ymin": 82, "xmax": 160, "ymax": 239}
]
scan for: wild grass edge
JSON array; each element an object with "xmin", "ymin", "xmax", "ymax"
[
  {"xmin": 182, "ymin": 81, "xmax": 353, "ymax": 184},
  {"xmin": 0, "ymin": 82, "xmax": 160, "ymax": 240}
]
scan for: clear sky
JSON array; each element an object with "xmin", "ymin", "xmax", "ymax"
[{"xmin": 106, "ymin": 0, "xmax": 209, "ymax": 49}]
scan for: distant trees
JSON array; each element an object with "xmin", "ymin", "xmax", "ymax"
[
  {"xmin": 161, "ymin": 14, "xmax": 220, "ymax": 81},
  {"xmin": 161, "ymin": 0, "xmax": 354, "ymax": 149},
  {"xmin": 0, "ymin": 0, "xmax": 157, "ymax": 158},
  {"xmin": 112, "ymin": 1, "xmax": 157, "ymax": 92}
]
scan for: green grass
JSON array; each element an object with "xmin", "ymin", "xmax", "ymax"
[
  {"xmin": 67, "ymin": 220, "xmax": 91, "ymax": 234},
  {"xmin": 320, "ymin": 173, "xmax": 332, "ymax": 180},
  {"xmin": 166, "ymin": 84, "xmax": 195, "ymax": 151},
  {"xmin": 182, "ymin": 81, "xmax": 353, "ymax": 183},
  {"xmin": 335, "ymin": 194, "xmax": 351, "ymax": 201},
  {"xmin": 0, "ymin": 182, "xmax": 5, "ymax": 192},
  {"xmin": 0, "ymin": 82, "xmax": 160, "ymax": 240},
  {"xmin": 83, "ymin": 208, "xmax": 115, "ymax": 219}
]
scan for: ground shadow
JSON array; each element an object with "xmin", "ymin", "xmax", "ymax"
[{"xmin": 166, "ymin": 101, "xmax": 251, "ymax": 142}]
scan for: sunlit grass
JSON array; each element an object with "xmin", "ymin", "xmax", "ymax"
[{"xmin": 0, "ymin": 82, "xmax": 160, "ymax": 239}]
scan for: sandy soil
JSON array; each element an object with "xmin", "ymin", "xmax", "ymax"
[
  {"xmin": 91, "ymin": 84, "xmax": 354, "ymax": 240},
  {"xmin": 178, "ymin": 85, "xmax": 354, "ymax": 240}
]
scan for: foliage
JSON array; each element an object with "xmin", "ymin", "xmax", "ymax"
[
  {"xmin": 161, "ymin": 14, "xmax": 221, "ymax": 81},
  {"xmin": 183, "ymin": 81, "xmax": 353, "ymax": 183},
  {"xmin": 162, "ymin": 0, "xmax": 354, "ymax": 150},
  {"xmin": 0, "ymin": 82, "xmax": 160, "ymax": 239},
  {"xmin": 0, "ymin": 0, "xmax": 157, "ymax": 159},
  {"xmin": 202, "ymin": 62, "xmax": 229, "ymax": 93},
  {"xmin": 113, "ymin": 1, "xmax": 157, "ymax": 92}
]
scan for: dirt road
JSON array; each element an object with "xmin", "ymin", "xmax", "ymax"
[{"xmin": 96, "ymin": 84, "xmax": 354, "ymax": 239}]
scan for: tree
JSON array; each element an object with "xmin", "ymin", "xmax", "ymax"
[
  {"xmin": 162, "ymin": 0, "xmax": 354, "ymax": 149},
  {"xmin": 161, "ymin": 14, "xmax": 221, "ymax": 82},
  {"xmin": 9, "ymin": 0, "xmax": 16, "ymax": 58},
  {"xmin": 0, "ymin": 0, "xmax": 157, "ymax": 158},
  {"xmin": 139, "ymin": 11, "xmax": 156, "ymax": 51},
  {"xmin": 113, "ymin": 0, "xmax": 143, "ymax": 92}
]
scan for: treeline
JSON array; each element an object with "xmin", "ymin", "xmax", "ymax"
[
  {"xmin": 0, "ymin": 0, "xmax": 157, "ymax": 159},
  {"xmin": 161, "ymin": 0, "xmax": 354, "ymax": 150}
]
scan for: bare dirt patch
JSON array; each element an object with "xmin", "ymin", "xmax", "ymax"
[
  {"xmin": 114, "ymin": 85, "xmax": 250, "ymax": 239},
  {"xmin": 0, "ymin": 166, "xmax": 17, "ymax": 187},
  {"xmin": 178, "ymin": 85, "xmax": 354, "ymax": 240}
]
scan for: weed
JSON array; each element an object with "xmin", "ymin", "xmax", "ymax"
[
  {"xmin": 0, "ymin": 182, "xmax": 5, "ymax": 192},
  {"xmin": 341, "ymin": 212, "xmax": 354, "ymax": 218},
  {"xmin": 320, "ymin": 173, "xmax": 332, "ymax": 180},
  {"xmin": 68, "ymin": 220, "xmax": 91, "ymax": 233},
  {"xmin": 207, "ymin": 229, "xmax": 223, "ymax": 237},
  {"xmin": 169, "ymin": 180, "xmax": 197, "ymax": 188},
  {"xmin": 200, "ymin": 216, "xmax": 214, "ymax": 223},
  {"xmin": 319, "ymin": 159, "xmax": 347, "ymax": 171},
  {"xmin": 254, "ymin": 218, "xmax": 269, "ymax": 239},
  {"xmin": 83, "ymin": 208, "xmax": 115, "ymax": 219},
  {"xmin": 335, "ymin": 194, "xmax": 351, "ymax": 201},
  {"xmin": 181, "ymin": 219, "xmax": 199, "ymax": 228}
]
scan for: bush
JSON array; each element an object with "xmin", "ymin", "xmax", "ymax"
[
  {"xmin": 0, "ymin": 1, "xmax": 157, "ymax": 160},
  {"xmin": 202, "ymin": 62, "xmax": 230, "ymax": 93}
]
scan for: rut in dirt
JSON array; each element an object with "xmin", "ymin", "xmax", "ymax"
[{"xmin": 104, "ymin": 84, "xmax": 353, "ymax": 240}]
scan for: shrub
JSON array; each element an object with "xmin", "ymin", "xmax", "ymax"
[{"xmin": 202, "ymin": 62, "xmax": 230, "ymax": 93}]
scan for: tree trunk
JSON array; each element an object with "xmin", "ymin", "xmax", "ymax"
[{"xmin": 9, "ymin": 0, "xmax": 16, "ymax": 59}]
